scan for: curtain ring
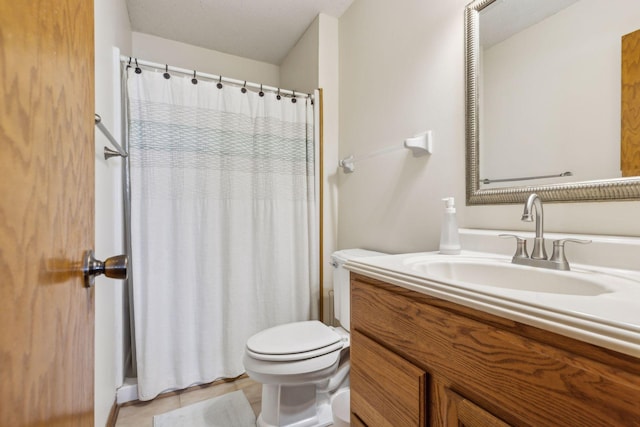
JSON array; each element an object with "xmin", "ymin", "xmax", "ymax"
[
  {"xmin": 291, "ymin": 90, "xmax": 297, "ymax": 103},
  {"xmin": 276, "ymin": 88, "xmax": 281, "ymax": 100},
  {"xmin": 309, "ymin": 93, "xmax": 314, "ymax": 105},
  {"xmin": 241, "ymin": 81, "xmax": 247, "ymax": 94},
  {"xmin": 135, "ymin": 58, "xmax": 141, "ymax": 74},
  {"xmin": 191, "ymin": 70, "xmax": 198, "ymax": 85},
  {"xmin": 163, "ymin": 64, "xmax": 170, "ymax": 79},
  {"xmin": 259, "ymin": 84, "xmax": 264, "ymax": 97},
  {"xmin": 217, "ymin": 76, "xmax": 223, "ymax": 89},
  {"xmin": 127, "ymin": 57, "xmax": 132, "ymax": 69}
]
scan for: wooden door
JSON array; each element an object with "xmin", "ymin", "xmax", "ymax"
[{"xmin": 0, "ymin": 1, "xmax": 95, "ymax": 426}]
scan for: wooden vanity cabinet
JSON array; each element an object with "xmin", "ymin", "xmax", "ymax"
[{"xmin": 350, "ymin": 273, "xmax": 640, "ymax": 427}]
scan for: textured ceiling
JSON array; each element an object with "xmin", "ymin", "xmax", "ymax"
[{"xmin": 126, "ymin": 0, "xmax": 354, "ymax": 65}]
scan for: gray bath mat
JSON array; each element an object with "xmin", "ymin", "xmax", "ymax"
[{"xmin": 153, "ymin": 390, "xmax": 256, "ymax": 427}]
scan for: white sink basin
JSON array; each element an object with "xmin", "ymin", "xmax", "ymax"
[
  {"xmin": 405, "ymin": 257, "xmax": 612, "ymax": 296},
  {"xmin": 345, "ymin": 246, "xmax": 640, "ymax": 358}
]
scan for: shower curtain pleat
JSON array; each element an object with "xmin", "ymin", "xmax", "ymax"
[{"xmin": 126, "ymin": 69, "xmax": 317, "ymax": 401}]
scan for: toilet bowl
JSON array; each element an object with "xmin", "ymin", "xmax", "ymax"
[{"xmin": 243, "ymin": 249, "xmax": 385, "ymax": 427}]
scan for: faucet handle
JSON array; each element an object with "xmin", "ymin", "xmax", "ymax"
[
  {"xmin": 550, "ymin": 238, "xmax": 592, "ymax": 268},
  {"xmin": 499, "ymin": 234, "xmax": 529, "ymax": 260}
]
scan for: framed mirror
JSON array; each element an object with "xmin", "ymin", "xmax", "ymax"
[{"xmin": 465, "ymin": 0, "xmax": 640, "ymax": 205}]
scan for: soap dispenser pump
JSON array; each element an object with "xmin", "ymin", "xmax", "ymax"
[{"xmin": 439, "ymin": 197, "xmax": 461, "ymax": 255}]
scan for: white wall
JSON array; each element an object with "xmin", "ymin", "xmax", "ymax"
[
  {"xmin": 94, "ymin": 0, "xmax": 131, "ymax": 426},
  {"xmin": 338, "ymin": 0, "xmax": 640, "ymax": 256},
  {"xmin": 132, "ymin": 32, "xmax": 280, "ymax": 87},
  {"xmin": 317, "ymin": 15, "xmax": 340, "ymax": 321},
  {"xmin": 280, "ymin": 17, "xmax": 319, "ymax": 94},
  {"xmin": 339, "ymin": 0, "xmax": 468, "ymax": 253},
  {"xmin": 280, "ymin": 14, "xmax": 340, "ymax": 322}
]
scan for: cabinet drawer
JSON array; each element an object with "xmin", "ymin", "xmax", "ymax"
[
  {"xmin": 351, "ymin": 330, "xmax": 427, "ymax": 426},
  {"xmin": 445, "ymin": 388, "xmax": 511, "ymax": 427}
]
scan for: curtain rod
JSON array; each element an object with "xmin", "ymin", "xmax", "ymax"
[{"xmin": 120, "ymin": 56, "xmax": 312, "ymax": 99}]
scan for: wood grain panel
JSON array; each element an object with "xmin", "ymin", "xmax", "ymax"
[
  {"xmin": 353, "ymin": 275, "xmax": 640, "ymax": 376},
  {"xmin": 446, "ymin": 388, "xmax": 511, "ymax": 427},
  {"xmin": 350, "ymin": 413, "xmax": 367, "ymax": 427},
  {"xmin": 622, "ymin": 28, "xmax": 640, "ymax": 177},
  {"xmin": 429, "ymin": 376, "xmax": 454, "ymax": 427},
  {"xmin": 0, "ymin": 0, "xmax": 95, "ymax": 425},
  {"xmin": 351, "ymin": 275, "xmax": 640, "ymax": 427},
  {"xmin": 350, "ymin": 330, "xmax": 427, "ymax": 426}
]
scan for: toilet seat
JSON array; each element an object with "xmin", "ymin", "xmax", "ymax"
[{"xmin": 247, "ymin": 320, "xmax": 344, "ymax": 362}]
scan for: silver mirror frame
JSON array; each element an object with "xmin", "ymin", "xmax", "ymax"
[{"xmin": 465, "ymin": 0, "xmax": 640, "ymax": 205}]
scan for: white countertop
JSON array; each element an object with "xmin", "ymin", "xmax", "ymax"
[{"xmin": 346, "ymin": 250, "xmax": 640, "ymax": 358}]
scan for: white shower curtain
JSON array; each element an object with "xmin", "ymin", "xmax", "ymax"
[{"xmin": 126, "ymin": 68, "xmax": 317, "ymax": 400}]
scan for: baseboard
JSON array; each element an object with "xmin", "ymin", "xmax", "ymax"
[{"xmin": 116, "ymin": 377, "xmax": 139, "ymax": 404}]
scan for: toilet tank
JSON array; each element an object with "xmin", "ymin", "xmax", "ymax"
[{"xmin": 331, "ymin": 249, "xmax": 386, "ymax": 331}]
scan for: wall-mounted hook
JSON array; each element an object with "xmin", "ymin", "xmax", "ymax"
[
  {"xmin": 339, "ymin": 155, "xmax": 355, "ymax": 173},
  {"xmin": 403, "ymin": 131, "xmax": 433, "ymax": 156}
]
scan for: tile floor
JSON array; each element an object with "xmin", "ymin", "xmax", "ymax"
[{"xmin": 114, "ymin": 376, "xmax": 262, "ymax": 427}]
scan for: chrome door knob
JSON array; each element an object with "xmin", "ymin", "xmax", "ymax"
[{"xmin": 82, "ymin": 250, "xmax": 128, "ymax": 287}]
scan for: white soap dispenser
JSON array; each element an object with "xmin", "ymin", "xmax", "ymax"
[{"xmin": 439, "ymin": 197, "xmax": 461, "ymax": 255}]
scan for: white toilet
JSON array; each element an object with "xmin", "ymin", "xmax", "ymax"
[{"xmin": 243, "ymin": 249, "xmax": 384, "ymax": 427}]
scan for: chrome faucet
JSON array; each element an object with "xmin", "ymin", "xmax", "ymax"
[
  {"xmin": 521, "ymin": 193, "xmax": 547, "ymax": 260},
  {"xmin": 500, "ymin": 193, "xmax": 591, "ymax": 271}
]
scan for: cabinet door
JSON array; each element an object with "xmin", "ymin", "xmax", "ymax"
[
  {"xmin": 351, "ymin": 330, "xmax": 427, "ymax": 426},
  {"xmin": 444, "ymin": 388, "xmax": 512, "ymax": 427}
]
